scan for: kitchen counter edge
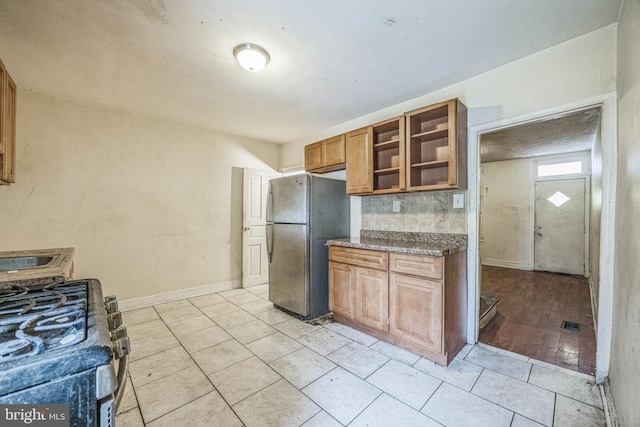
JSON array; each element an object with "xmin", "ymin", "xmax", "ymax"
[
  {"xmin": 326, "ymin": 236, "xmax": 467, "ymax": 257},
  {"xmin": 0, "ymin": 247, "xmax": 75, "ymax": 284}
]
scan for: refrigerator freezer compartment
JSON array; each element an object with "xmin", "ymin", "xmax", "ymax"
[{"xmin": 268, "ymin": 223, "xmax": 309, "ymax": 316}]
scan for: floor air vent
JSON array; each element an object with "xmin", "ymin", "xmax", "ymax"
[{"xmin": 562, "ymin": 321, "xmax": 580, "ymax": 332}]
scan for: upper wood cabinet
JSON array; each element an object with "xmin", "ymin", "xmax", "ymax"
[
  {"xmin": 345, "ymin": 127, "xmax": 373, "ymax": 195},
  {"xmin": 0, "ymin": 58, "xmax": 16, "ymax": 185},
  {"xmin": 304, "ymin": 98, "xmax": 466, "ymax": 194},
  {"xmin": 340, "ymin": 98, "xmax": 466, "ymax": 195},
  {"xmin": 346, "ymin": 117, "xmax": 406, "ymax": 196},
  {"xmin": 405, "ymin": 99, "xmax": 467, "ymax": 191},
  {"xmin": 304, "ymin": 134, "xmax": 346, "ymax": 173}
]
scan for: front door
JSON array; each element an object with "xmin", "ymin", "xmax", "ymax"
[
  {"xmin": 534, "ymin": 178, "xmax": 586, "ymax": 275},
  {"xmin": 242, "ymin": 168, "xmax": 279, "ymax": 287}
]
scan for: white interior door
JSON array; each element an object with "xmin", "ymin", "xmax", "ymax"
[
  {"xmin": 534, "ymin": 178, "xmax": 587, "ymax": 275},
  {"xmin": 242, "ymin": 168, "xmax": 279, "ymax": 287}
]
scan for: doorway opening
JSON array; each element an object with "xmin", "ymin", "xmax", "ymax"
[{"xmin": 476, "ymin": 107, "xmax": 600, "ymax": 375}]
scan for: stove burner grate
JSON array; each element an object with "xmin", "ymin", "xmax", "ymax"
[{"xmin": 0, "ymin": 281, "xmax": 88, "ymax": 363}]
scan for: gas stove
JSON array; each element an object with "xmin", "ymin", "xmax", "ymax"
[{"xmin": 0, "ymin": 279, "xmax": 129, "ymax": 427}]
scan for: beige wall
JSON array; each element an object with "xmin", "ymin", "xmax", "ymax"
[
  {"xmin": 611, "ymin": 0, "xmax": 640, "ymax": 425},
  {"xmin": 0, "ymin": 91, "xmax": 279, "ymax": 301},
  {"xmin": 480, "ymin": 158, "xmax": 532, "ymax": 269}
]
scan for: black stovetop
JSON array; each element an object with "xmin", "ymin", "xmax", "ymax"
[{"xmin": 0, "ymin": 279, "xmax": 113, "ymax": 396}]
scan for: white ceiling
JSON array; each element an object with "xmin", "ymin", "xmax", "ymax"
[
  {"xmin": 481, "ymin": 107, "xmax": 601, "ymax": 162},
  {"xmin": 0, "ymin": 1, "xmax": 621, "ymax": 144}
]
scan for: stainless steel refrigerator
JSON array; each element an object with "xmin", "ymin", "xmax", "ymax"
[{"xmin": 266, "ymin": 174, "xmax": 350, "ymax": 319}]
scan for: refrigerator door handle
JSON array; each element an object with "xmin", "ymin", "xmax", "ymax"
[
  {"xmin": 266, "ymin": 183, "xmax": 274, "ymax": 223},
  {"xmin": 266, "ymin": 223, "xmax": 274, "ymax": 264},
  {"xmin": 266, "ymin": 182, "xmax": 274, "ymax": 264}
]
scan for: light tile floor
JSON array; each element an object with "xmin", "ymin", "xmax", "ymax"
[{"xmin": 116, "ymin": 285, "xmax": 607, "ymax": 427}]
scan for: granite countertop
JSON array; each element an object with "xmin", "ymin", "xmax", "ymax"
[
  {"xmin": 0, "ymin": 247, "xmax": 75, "ymax": 284},
  {"xmin": 327, "ymin": 230, "xmax": 467, "ymax": 256}
]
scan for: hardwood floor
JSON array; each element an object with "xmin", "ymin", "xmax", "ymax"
[{"xmin": 479, "ymin": 265, "xmax": 597, "ymax": 375}]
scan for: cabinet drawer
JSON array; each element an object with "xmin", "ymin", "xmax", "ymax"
[
  {"xmin": 389, "ymin": 253, "xmax": 442, "ymax": 280},
  {"xmin": 329, "ymin": 246, "xmax": 388, "ymax": 270}
]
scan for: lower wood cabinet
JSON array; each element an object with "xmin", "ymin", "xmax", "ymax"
[
  {"xmin": 328, "ymin": 248, "xmax": 389, "ymax": 333},
  {"xmin": 328, "ymin": 246, "xmax": 467, "ymax": 365}
]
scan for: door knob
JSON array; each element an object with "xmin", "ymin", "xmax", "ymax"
[
  {"xmin": 243, "ymin": 227, "xmax": 250, "ymax": 231},
  {"xmin": 536, "ymin": 231, "xmax": 543, "ymax": 237}
]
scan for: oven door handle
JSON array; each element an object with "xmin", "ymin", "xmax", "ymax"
[
  {"xmin": 110, "ymin": 334, "xmax": 131, "ymax": 411},
  {"xmin": 113, "ymin": 352, "xmax": 129, "ymax": 411}
]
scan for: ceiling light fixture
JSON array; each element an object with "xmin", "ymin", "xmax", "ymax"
[{"xmin": 233, "ymin": 43, "xmax": 270, "ymax": 72}]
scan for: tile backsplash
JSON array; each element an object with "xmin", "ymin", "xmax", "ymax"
[{"xmin": 361, "ymin": 191, "xmax": 467, "ymax": 234}]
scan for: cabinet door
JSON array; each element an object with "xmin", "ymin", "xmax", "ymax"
[
  {"xmin": 389, "ymin": 273, "xmax": 443, "ymax": 354},
  {"xmin": 329, "ymin": 261, "xmax": 356, "ymax": 320},
  {"xmin": 346, "ymin": 126, "xmax": 373, "ymax": 194},
  {"xmin": 0, "ymin": 59, "xmax": 6, "ymax": 184},
  {"xmin": 0, "ymin": 60, "xmax": 4, "ymax": 149},
  {"xmin": 356, "ymin": 267, "xmax": 388, "ymax": 332},
  {"xmin": 3, "ymin": 71, "xmax": 16, "ymax": 183},
  {"xmin": 305, "ymin": 141, "xmax": 323, "ymax": 171},
  {"xmin": 323, "ymin": 134, "xmax": 346, "ymax": 167}
]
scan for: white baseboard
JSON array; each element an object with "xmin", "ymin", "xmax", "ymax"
[
  {"xmin": 119, "ymin": 279, "xmax": 242, "ymax": 312},
  {"xmin": 601, "ymin": 378, "xmax": 619, "ymax": 426},
  {"xmin": 242, "ymin": 281, "xmax": 268, "ymax": 289},
  {"xmin": 481, "ymin": 258, "xmax": 531, "ymax": 270}
]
